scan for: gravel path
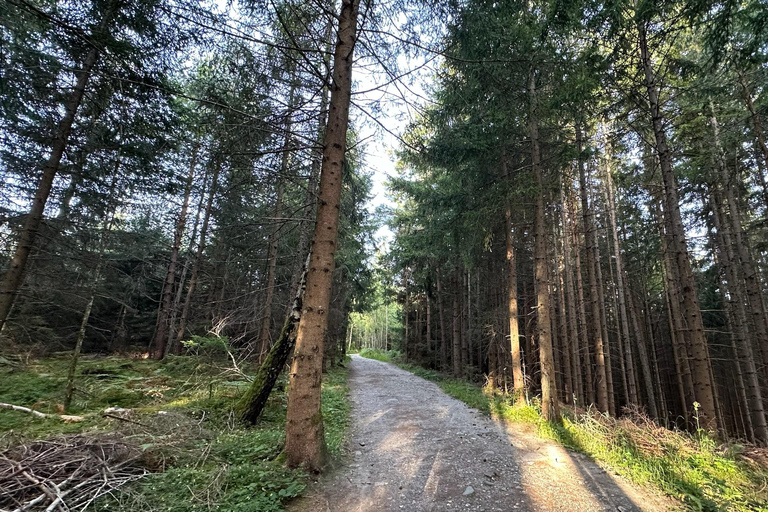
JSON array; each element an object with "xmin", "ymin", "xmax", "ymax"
[{"xmin": 291, "ymin": 355, "xmax": 677, "ymax": 512}]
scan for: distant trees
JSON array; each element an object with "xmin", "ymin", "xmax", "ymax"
[{"xmin": 389, "ymin": 0, "xmax": 768, "ymax": 443}]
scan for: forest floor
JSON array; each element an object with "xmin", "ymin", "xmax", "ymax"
[
  {"xmin": 290, "ymin": 355, "xmax": 678, "ymax": 512},
  {"xmin": 0, "ymin": 351, "xmax": 350, "ymax": 512}
]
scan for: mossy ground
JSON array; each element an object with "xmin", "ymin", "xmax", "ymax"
[
  {"xmin": 0, "ymin": 353, "xmax": 350, "ymax": 512},
  {"xmin": 358, "ymin": 349, "xmax": 768, "ymax": 512}
]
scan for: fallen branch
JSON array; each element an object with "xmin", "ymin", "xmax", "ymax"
[
  {"xmin": 0, "ymin": 403, "xmax": 84, "ymax": 423},
  {"xmin": 101, "ymin": 413, "xmax": 148, "ymax": 427},
  {"xmin": 236, "ymin": 252, "xmax": 309, "ymax": 424},
  {"xmin": 1, "ymin": 435, "xmax": 147, "ymax": 512}
]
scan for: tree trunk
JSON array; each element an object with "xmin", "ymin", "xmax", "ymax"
[
  {"xmin": 562, "ymin": 181, "xmax": 583, "ymax": 405},
  {"xmin": 426, "ymin": 287, "xmax": 432, "ymax": 359},
  {"xmin": 0, "ymin": 3, "xmax": 118, "ymax": 332},
  {"xmin": 166, "ymin": 167, "xmax": 209, "ymax": 355},
  {"xmin": 438, "ymin": 271, "xmax": 448, "ymax": 370},
  {"xmin": 593, "ymin": 233, "xmax": 616, "ymax": 415},
  {"xmin": 709, "ymin": 100, "xmax": 768, "ymax": 384},
  {"xmin": 173, "ymin": 160, "xmax": 221, "ymax": 353},
  {"xmin": 577, "ymin": 124, "xmax": 609, "ymax": 414},
  {"xmin": 710, "ymin": 187, "xmax": 767, "ymax": 443},
  {"xmin": 625, "ymin": 286, "xmax": 658, "ymax": 418},
  {"xmin": 238, "ymin": 253, "xmax": 310, "ymax": 424},
  {"xmin": 462, "ymin": 270, "xmax": 470, "ymax": 373},
  {"xmin": 65, "ymin": 166, "xmax": 121, "ymax": 409},
  {"xmin": 452, "ymin": 266, "xmax": 462, "ymax": 378},
  {"xmin": 638, "ymin": 20, "xmax": 717, "ymax": 430},
  {"xmin": 258, "ymin": 109, "xmax": 293, "ymax": 362},
  {"xmin": 554, "ymin": 220, "xmax": 572, "ymax": 404},
  {"xmin": 601, "ymin": 150, "xmax": 638, "ymax": 407},
  {"xmin": 530, "ymin": 70, "xmax": 559, "ymax": 422},
  {"xmin": 284, "ymin": 0, "xmax": 360, "ymax": 471},
  {"xmin": 153, "ymin": 143, "xmax": 198, "ymax": 358},
  {"xmin": 506, "ymin": 201, "xmax": 525, "ymax": 400},
  {"xmin": 572, "ymin": 202, "xmax": 594, "ymax": 405},
  {"xmin": 403, "ymin": 269, "xmax": 410, "ymax": 359},
  {"xmin": 288, "ymin": 19, "xmax": 333, "ymax": 305}
]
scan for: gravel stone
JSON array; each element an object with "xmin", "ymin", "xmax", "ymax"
[{"xmin": 291, "ymin": 355, "xmax": 676, "ymax": 512}]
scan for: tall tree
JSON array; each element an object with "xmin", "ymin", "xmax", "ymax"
[{"xmin": 284, "ymin": 0, "xmax": 361, "ymax": 471}]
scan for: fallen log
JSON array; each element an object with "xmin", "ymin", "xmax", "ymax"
[{"xmin": 0, "ymin": 403, "xmax": 84, "ymax": 423}]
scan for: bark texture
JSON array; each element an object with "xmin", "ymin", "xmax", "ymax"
[{"xmin": 284, "ymin": 0, "xmax": 361, "ymax": 471}]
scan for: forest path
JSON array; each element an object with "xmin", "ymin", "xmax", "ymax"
[{"xmin": 290, "ymin": 355, "xmax": 677, "ymax": 512}]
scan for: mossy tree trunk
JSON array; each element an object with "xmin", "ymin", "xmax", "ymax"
[{"xmin": 237, "ymin": 254, "xmax": 310, "ymax": 424}]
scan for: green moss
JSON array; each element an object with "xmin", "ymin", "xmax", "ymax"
[{"xmin": 3, "ymin": 355, "xmax": 351, "ymax": 512}]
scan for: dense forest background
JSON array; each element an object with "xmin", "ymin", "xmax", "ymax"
[
  {"xmin": 3, "ymin": 0, "xmax": 768, "ymax": 456},
  {"xmin": 350, "ymin": 0, "xmax": 768, "ymax": 446},
  {"xmin": 0, "ymin": 0, "xmax": 375, "ymax": 372}
]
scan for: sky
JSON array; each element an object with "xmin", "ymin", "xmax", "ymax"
[{"xmin": 350, "ymin": 21, "xmax": 440, "ymax": 253}]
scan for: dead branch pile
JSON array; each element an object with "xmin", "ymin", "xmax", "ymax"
[{"xmin": 0, "ymin": 435, "xmax": 147, "ymax": 512}]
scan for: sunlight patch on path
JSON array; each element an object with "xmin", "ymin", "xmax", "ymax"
[{"xmin": 291, "ymin": 356, "xmax": 676, "ymax": 512}]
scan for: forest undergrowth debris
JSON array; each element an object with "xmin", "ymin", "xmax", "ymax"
[
  {"xmin": 0, "ymin": 434, "xmax": 147, "ymax": 512},
  {"xmin": 0, "ymin": 352, "xmax": 351, "ymax": 512}
]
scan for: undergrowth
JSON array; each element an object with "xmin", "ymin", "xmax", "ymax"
[
  {"xmin": 357, "ymin": 347, "xmax": 400, "ymax": 362},
  {"xmin": 0, "ymin": 353, "xmax": 351, "ymax": 511},
  {"xmin": 358, "ymin": 351, "xmax": 768, "ymax": 512}
]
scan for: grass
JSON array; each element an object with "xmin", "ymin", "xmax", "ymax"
[
  {"xmin": 357, "ymin": 347, "xmax": 400, "ymax": 362},
  {"xmin": 357, "ymin": 351, "xmax": 768, "ymax": 512},
  {"xmin": 0, "ymin": 353, "xmax": 351, "ymax": 512}
]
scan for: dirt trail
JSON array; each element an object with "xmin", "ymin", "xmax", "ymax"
[{"xmin": 291, "ymin": 355, "xmax": 677, "ymax": 512}]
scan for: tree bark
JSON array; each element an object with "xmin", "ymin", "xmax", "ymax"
[
  {"xmin": 258, "ymin": 86, "xmax": 296, "ymax": 362},
  {"xmin": 452, "ymin": 266, "xmax": 462, "ymax": 377},
  {"xmin": 638, "ymin": 21, "xmax": 717, "ymax": 429},
  {"xmin": 172, "ymin": 160, "xmax": 221, "ymax": 353},
  {"xmin": 64, "ymin": 166, "xmax": 121, "ymax": 410},
  {"xmin": 562, "ymin": 180, "xmax": 583, "ymax": 405},
  {"xmin": 506, "ymin": 201, "xmax": 525, "ymax": 400},
  {"xmin": 437, "ymin": 271, "xmax": 448, "ymax": 370},
  {"xmin": 601, "ymin": 149, "xmax": 638, "ymax": 407},
  {"xmin": 709, "ymin": 100, "xmax": 768, "ymax": 385},
  {"xmin": 710, "ymin": 186, "xmax": 768, "ymax": 442},
  {"xmin": 654, "ymin": 197, "xmax": 693, "ymax": 426},
  {"xmin": 166, "ymin": 167, "xmax": 209, "ymax": 355},
  {"xmin": 530, "ymin": 70, "xmax": 559, "ymax": 422},
  {"xmin": 238, "ymin": 253, "xmax": 310, "ymax": 424},
  {"xmin": 553, "ymin": 221, "xmax": 572, "ymax": 404},
  {"xmin": 284, "ymin": 0, "xmax": 360, "ymax": 471},
  {"xmin": 571, "ymin": 199, "xmax": 594, "ymax": 405},
  {"xmin": 576, "ymin": 124, "xmax": 609, "ymax": 414},
  {"xmin": 625, "ymin": 285, "xmax": 658, "ymax": 418},
  {"xmin": 153, "ymin": 143, "xmax": 198, "ymax": 358}
]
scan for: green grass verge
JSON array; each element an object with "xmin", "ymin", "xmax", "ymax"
[
  {"xmin": 357, "ymin": 353, "xmax": 768, "ymax": 512},
  {"xmin": 1, "ymin": 354, "xmax": 351, "ymax": 512},
  {"xmin": 357, "ymin": 348, "xmax": 400, "ymax": 362}
]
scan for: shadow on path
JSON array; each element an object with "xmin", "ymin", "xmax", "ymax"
[{"xmin": 290, "ymin": 356, "xmax": 676, "ymax": 512}]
